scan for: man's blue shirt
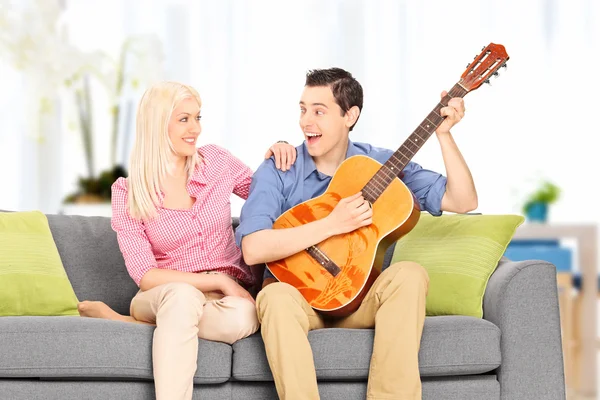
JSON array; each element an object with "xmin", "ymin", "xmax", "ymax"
[{"xmin": 235, "ymin": 140, "xmax": 447, "ymax": 280}]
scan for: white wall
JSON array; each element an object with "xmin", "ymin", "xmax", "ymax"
[
  {"xmin": 0, "ymin": 63, "xmax": 22, "ymax": 211},
  {"xmin": 1, "ymin": 0, "xmax": 598, "ymax": 225}
]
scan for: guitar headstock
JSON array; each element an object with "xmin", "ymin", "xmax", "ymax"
[{"xmin": 460, "ymin": 43, "xmax": 509, "ymax": 92}]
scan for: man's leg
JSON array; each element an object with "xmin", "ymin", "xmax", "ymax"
[
  {"xmin": 333, "ymin": 261, "xmax": 428, "ymax": 400},
  {"xmin": 257, "ymin": 282, "xmax": 325, "ymax": 400},
  {"xmin": 130, "ymin": 282, "xmax": 206, "ymax": 400}
]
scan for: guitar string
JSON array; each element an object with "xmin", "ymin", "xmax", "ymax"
[{"xmin": 365, "ymin": 84, "xmax": 467, "ymax": 199}]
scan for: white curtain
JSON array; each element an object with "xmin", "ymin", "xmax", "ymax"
[{"xmin": 1, "ymin": 0, "xmax": 598, "ymax": 223}]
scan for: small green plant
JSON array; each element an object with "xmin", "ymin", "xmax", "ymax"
[
  {"xmin": 522, "ymin": 181, "xmax": 561, "ymax": 214},
  {"xmin": 63, "ymin": 165, "xmax": 128, "ymax": 204}
]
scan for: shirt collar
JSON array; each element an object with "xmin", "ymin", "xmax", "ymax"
[
  {"xmin": 189, "ymin": 153, "xmax": 208, "ymax": 185},
  {"xmin": 302, "ymin": 140, "xmax": 359, "ymax": 180},
  {"xmin": 156, "ymin": 155, "xmax": 206, "ymax": 206},
  {"xmin": 174, "ymin": 158, "xmax": 206, "ymax": 202}
]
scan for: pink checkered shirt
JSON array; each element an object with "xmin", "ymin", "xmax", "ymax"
[{"xmin": 111, "ymin": 144, "xmax": 255, "ymax": 287}]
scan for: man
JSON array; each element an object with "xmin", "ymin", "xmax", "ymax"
[{"xmin": 235, "ymin": 68, "xmax": 477, "ymax": 400}]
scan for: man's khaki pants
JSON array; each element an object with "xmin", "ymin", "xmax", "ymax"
[
  {"xmin": 257, "ymin": 261, "xmax": 429, "ymax": 400},
  {"xmin": 130, "ymin": 282, "xmax": 259, "ymax": 400}
]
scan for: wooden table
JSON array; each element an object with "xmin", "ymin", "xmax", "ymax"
[{"xmin": 513, "ymin": 224, "xmax": 597, "ymax": 396}]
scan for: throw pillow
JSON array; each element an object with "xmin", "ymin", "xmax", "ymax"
[
  {"xmin": 0, "ymin": 211, "xmax": 79, "ymax": 316},
  {"xmin": 390, "ymin": 213, "xmax": 524, "ymax": 318}
]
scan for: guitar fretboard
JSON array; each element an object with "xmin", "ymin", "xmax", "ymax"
[{"xmin": 362, "ymin": 83, "xmax": 468, "ymax": 204}]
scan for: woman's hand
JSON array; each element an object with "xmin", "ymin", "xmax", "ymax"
[
  {"xmin": 219, "ymin": 275, "xmax": 255, "ymax": 304},
  {"xmin": 265, "ymin": 141, "xmax": 297, "ymax": 172}
]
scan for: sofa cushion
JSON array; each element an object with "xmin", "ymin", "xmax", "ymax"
[
  {"xmin": 231, "ymin": 377, "xmax": 500, "ymax": 400},
  {"xmin": 46, "ymin": 214, "xmax": 138, "ymax": 316},
  {"xmin": 232, "ymin": 316, "xmax": 501, "ymax": 380},
  {"xmin": 391, "ymin": 213, "xmax": 524, "ymax": 317},
  {"xmin": 0, "ymin": 211, "xmax": 80, "ymax": 316},
  {"xmin": 0, "ymin": 316, "xmax": 232, "ymax": 384}
]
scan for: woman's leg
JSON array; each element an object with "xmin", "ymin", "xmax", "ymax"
[
  {"xmin": 193, "ymin": 271, "xmax": 259, "ymax": 343},
  {"xmin": 78, "ymin": 285, "xmax": 256, "ymax": 397},
  {"xmin": 129, "ymin": 282, "xmax": 206, "ymax": 400},
  {"xmin": 198, "ymin": 294, "xmax": 259, "ymax": 344},
  {"xmin": 77, "ymin": 300, "xmax": 151, "ymax": 325},
  {"xmin": 78, "ymin": 293, "xmax": 259, "ymax": 343}
]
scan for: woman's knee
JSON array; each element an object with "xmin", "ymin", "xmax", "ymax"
[
  {"xmin": 210, "ymin": 297, "xmax": 259, "ymax": 344},
  {"xmin": 232, "ymin": 297, "xmax": 259, "ymax": 337}
]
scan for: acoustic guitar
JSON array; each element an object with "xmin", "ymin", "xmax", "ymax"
[{"xmin": 265, "ymin": 43, "xmax": 509, "ymax": 317}]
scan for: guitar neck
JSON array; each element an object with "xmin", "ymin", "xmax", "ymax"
[{"xmin": 362, "ymin": 83, "xmax": 468, "ymax": 204}]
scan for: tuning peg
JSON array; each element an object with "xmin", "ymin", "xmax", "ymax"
[
  {"xmin": 492, "ymin": 72, "xmax": 499, "ymax": 77},
  {"xmin": 481, "ymin": 46, "xmax": 485, "ymax": 51},
  {"xmin": 466, "ymin": 64, "xmax": 471, "ymax": 68},
  {"xmin": 484, "ymin": 79, "xmax": 491, "ymax": 85},
  {"xmin": 502, "ymin": 63, "xmax": 508, "ymax": 69}
]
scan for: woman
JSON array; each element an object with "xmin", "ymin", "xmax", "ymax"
[{"xmin": 77, "ymin": 81, "xmax": 296, "ymax": 400}]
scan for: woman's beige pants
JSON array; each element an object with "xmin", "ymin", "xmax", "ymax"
[{"xmin": 129, "ymin": 281, "xmax": 259, "ymax": 400}]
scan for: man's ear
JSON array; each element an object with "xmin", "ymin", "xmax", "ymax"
[{"xmin": 345, "ymin": 106, "xmax": 360, "ymax": 129}]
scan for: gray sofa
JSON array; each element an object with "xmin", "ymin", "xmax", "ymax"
[{"xmin": 0, "ymin": 213, "xmax": 566, "ymax": 399}]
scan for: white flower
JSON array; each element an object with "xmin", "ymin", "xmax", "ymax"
[
  {"xmin": 0, "ymin": 0, "xmax": 165, "ymax": 171},
  {"xmin": 0, "ymin": 0, "xmax": 84, "ymax": 97}
]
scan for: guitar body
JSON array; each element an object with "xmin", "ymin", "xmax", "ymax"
[{"xmin": 266, "ymin": 155, "xmax": 420, "ymax": 317}]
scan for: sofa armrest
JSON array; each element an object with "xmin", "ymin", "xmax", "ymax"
[{"xmin": 483, "ymin": 257, "xmax": 566, "ymax": 400}]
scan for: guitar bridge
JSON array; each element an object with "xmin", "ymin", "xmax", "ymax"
[{"xmin": 306, "ymin": 245, "xmax": 341, "ymax": 277}]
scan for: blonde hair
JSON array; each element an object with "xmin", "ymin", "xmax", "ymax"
[{"xmin": 127, "ymin": 81, "xmax": 201, "ymax": 221}]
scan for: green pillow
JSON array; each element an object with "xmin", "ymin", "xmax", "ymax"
[
  {"xmin": 0, "ymin": 211, "xmax": 79, "ymax": 316},
  {"xmin": 390, "ymin": 213, "xmax": 524, "ymax": 318}
]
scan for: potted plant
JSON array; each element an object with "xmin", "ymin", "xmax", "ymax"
[
  {"xmin": 61, "ymin": 33, "xmax": 163, "ymax": 208},
  {"xmin": 62, "ymin": 35, "xmax": 164, "ymax": 208},
  {"xmin": 522, "ymin": 181, "xmax": 561, "ymax": 222}
]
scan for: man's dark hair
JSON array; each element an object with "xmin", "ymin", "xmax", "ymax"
[{"xmin": 305, "ymin": 68, "xmax": 363, "ymax": 131}]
